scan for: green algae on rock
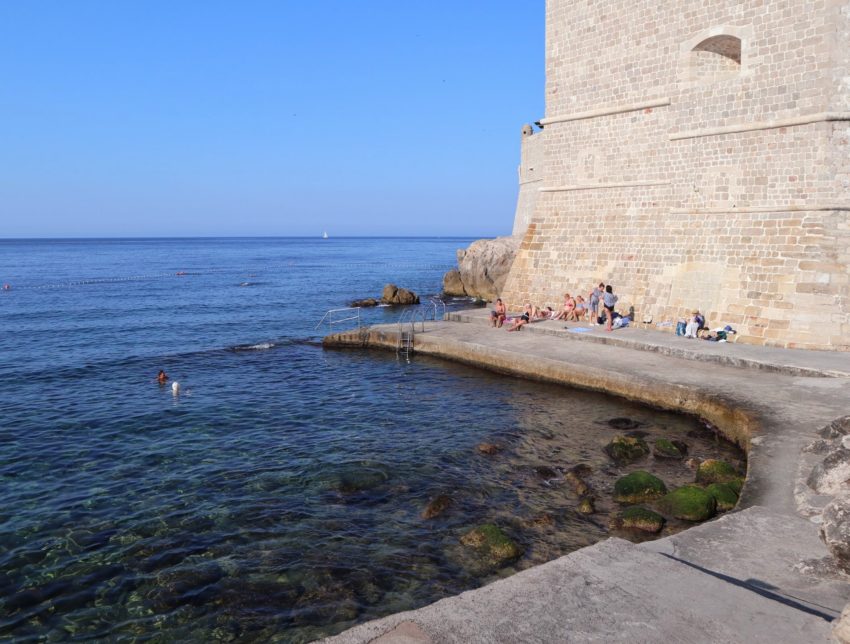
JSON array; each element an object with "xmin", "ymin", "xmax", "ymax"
[
  {"xmin": 613, "ymin": 471, "xmax": 668, "ymax": 503},
  {"xmin": 615, "ymin": 506, "xmax": 666, "ymax": 533},
  {"xmin": 604, "ymin": 435, "xmax": 650, "ymax": 465},
  {"xmin": 653, "ymin": 438, "xmax": 685, "ymax": 460},
  {"xmin": 460, "ymin": 524, "xmax": 523, "ymax": 567},
  {"xmin": 695, "ymin": 459, "xmax": 740, "ymax": 485},
  {"xmin": 660, "ymin": 486, "xmax": 717, "ymax": 521},
  {"xmin": 705, "ymin": 483, "xmax": 739, "ymax": 512}
]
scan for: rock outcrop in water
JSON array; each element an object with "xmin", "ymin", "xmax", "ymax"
[
  {"xmin": 459, "ymin": 524, "xmax": 523, "ymax": 567},
  {"xmin": 442, "ymin": 236, "xmax": 520, "ymax": 301},
  {"xmin": 381, "ymin": 284, "xmax": 419, "ymax": 305}
]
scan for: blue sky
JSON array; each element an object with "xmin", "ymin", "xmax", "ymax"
[{"xmin": 0, "ymin": 1, "xmax": 544, "ymax": 238}]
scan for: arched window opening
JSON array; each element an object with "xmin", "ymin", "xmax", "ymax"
[{"xmin": 688, "ymin": 35, "xmax": 742, "ymax": 82}]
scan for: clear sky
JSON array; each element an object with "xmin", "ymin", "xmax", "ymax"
[{"xmin": 0, "ymin": 1, "xmax": 544, "ymax": 238}]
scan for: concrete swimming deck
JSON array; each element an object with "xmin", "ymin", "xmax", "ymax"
[{"xmin": 321, "ymin": 312, "xmax": 850, "ymax": 643}]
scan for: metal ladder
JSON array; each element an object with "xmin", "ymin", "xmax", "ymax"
[{"xmin": 395, "ymin": 298, "xmax": 446, "ymax": 357}]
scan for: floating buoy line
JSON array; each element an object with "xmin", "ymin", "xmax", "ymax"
[{"xmin": 1, "ymin": 262, "xmax": 454, "ymax": 292}]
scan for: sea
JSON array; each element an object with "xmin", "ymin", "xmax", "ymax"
[{"xmin": 0, "ymin": 238, "xmax": 744, "ymax": 642}]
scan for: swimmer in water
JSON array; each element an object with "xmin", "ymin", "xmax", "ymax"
[{"xmin": 157, "ymin": 370, "xmax": 168, "ymax": 385}]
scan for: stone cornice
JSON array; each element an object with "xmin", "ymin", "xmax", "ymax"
[
  {"xmin": 670, "ymin": 112, "xmax": 850, "ymax": 140},
  {"xmin": 539, "ymin": 97, "xmax": 671, "ymax": 126}
]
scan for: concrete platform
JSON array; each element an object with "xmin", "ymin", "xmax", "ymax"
[{"xmin": 321, "ymin": 313, "xmax": 850, "ymax": 643}]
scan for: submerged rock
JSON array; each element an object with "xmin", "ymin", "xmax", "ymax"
[
  {"xmin": 653, "ymin": 438, "xmax": 685, "ymax": 460},
  {"xmin": 820, "ymin": 498, "xmax": 850, "ymax": 573},
  {"xmin": 350, "ymin": 298, "xmax": 378, "ymax": 308},
  {"xmin": 477, "ymin": 442, "xmax": 501, "ymax": 455},
  {"xmin": 607, "ymin": 418, "xmax": 642, "ymax": 430},
  {"xmin": 660, "ymin": 486, "xmax": 717, "ymax": 521},
  {"xmin": 604, "ymin": 435, "xmax": 650, "ymax": 465},
  {"xmin": 705, "ymin": 483, "xmax": 739, "ymax": 512},
  {"xmin": 614, "ymin": 506, "xmax": 666, "ymax": 533},
  {"xmin": 381, "ymin": 284, "xmax": 420, "ymax": 305},
  {"xmin": 695, "ymin": 459, "xmax": 741, "ymax": 485},
  {"xmin": 613, "ymin": 471, "xmax": 668, "ymax": 504},
  {"xmin": 534, "ymin": 465, "xmax": 559, "ymax": 480},
  {"xmin": 459, "ymin": 524, "xmax": 523, "ymax": 567},
  {"xmin": 577, "ymin": 497, "xmax": 596, "ymax": 515},
  {"xmin": 421, "ymin": 494, "xmax": 453, "ymax": 520},
  {"xmin": 565, "ymin": 469, "xmax": 590, "ymax": 497},
  {"xmin": 320, "ymin": 462, "xmax": 391, "ymax": 494}
]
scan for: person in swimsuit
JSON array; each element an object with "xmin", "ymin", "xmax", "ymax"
[
  {"xmin": 490, "ymin": 298, "xmax": 507, "ymax": 328},
  {"xmin": 588, "ymin": 283, "xmax": 604, "ymax": 325},
  {"xmin": 157, "ymin": 370, "xmax": 169, "ymax": 385},
  {"xmin": 574, "ymin": 295, "xmax": 587, "ymax": 321},
  {"xmin": 506, "ymin": 304, "xmax": 532, "ymax": 332}
]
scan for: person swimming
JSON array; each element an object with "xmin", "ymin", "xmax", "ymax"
[{"xmin": 157, "ymin": 370, "xmax": 168, "ymax": 384}]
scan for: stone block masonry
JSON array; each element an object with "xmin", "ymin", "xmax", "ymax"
[{"xmin": 501, "ymin": 0, "xmax": 850, "ymax": 350}]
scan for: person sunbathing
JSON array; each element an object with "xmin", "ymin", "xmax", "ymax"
[
  {"xmin": 554, "ymin": 294, "xmax": 574, "ymax": 320},
  {"xmin": 573, "ymin": 295, "xmax": 587, "ymax": 321},
  {"xmin": 506, "ymin": 304, "xmax": 532, "ymax": 331},
  {"xmin": 490, "ymin": 298, "xmax": 507, "ymax": 328}
]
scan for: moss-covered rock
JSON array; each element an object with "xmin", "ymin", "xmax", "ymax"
[
  {"xmin": 616, "ymin": 506, "xmax": 666, "ymax": 533},
  {"xmin": 695, "ymin": 459, "xmax": 740, "ymax": 485},
  {"xmin": 613, "ymin": 471, "xmax": 667, "ymax": 503},
  {"xmin": 706, "ymin": 483, "xmax": 738, "ymax": 512},
  {"xmin": 653, "ymin": 438, "xmax": 685, "ymax": 460},
  {"xmin": 459, "ymin": 524, "xmax": 523, "ymax": 567},
  {"xmin": 725, "ymin": 477, "xmax": 745, "ymax": 496},
  {"xmin": 660, "ymin": 486, "xmax": 717, "ymax": 521},
  {"xmin": 604, "ymin": 435, "xmax": 650, "ymax": 465},
  {"xmin": 577, "ymin": 497, "xmax": 595, "ymax": 515}
]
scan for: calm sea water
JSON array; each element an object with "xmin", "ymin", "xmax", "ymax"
[{"xmin": 0, "ymin": 238, "xmax": 743, "ymax": 642}]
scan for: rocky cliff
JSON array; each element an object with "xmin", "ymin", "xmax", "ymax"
[{"xmin": 442, "ymin": 236, "xmax": 520, "ymax": 302}]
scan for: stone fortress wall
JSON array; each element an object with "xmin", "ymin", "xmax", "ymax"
[
  {"xmin": 512, "ymin": 124, "xmax": 545, "ymax": 235},
  {"xmin": 502, "ymin": 0, "xmax": 850, "ymax": 350}
]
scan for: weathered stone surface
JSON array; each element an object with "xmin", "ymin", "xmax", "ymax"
[
  {"xmin": 442, "ymin": 269, "xmax": 466, "ymax": 296},
  {"xmin": 695, "ymin": 459, "xmax": 740, "ymax": 485},
  {"xmin": 613, "ymin": 471, "xmax": 667, "ymax": 503},
  {"xmin": 660, "ymin": 486, "xmax": 717, "ymax": 522},
  {"xmin": 459, "ymin": 524, "xmax": 523, "ymax": 567},
  {"xmin": 820, "ymin": 498, "xmax": 850, "ymax": 573},
  {"xmin": 820, "ymin": 416, "xmax": 850, "ymax": 440},
  {"xmin": 614, "ymin": 506, "xmax": 666, "ymax": 533},
  {"xmin": 421, "ymin": 494, "xmax": 452, "ymax": 520},
  {"xmin": 381, "ymin": 284, "xmax": 420, "ymax": 305},
  {"xmin": 454, "ymin": 236, "xmax": 520, "ymax": 301},
  {"xmin": 833, "ymin": 603, "xmax": 850, "ymax": 644},
  {"xmin": 807, "ymin": 448, "xmax": 850, "ymax": 496},
  {"xmin": 604, "ymin": 435, "xmax": 650, "ymax": 465}
]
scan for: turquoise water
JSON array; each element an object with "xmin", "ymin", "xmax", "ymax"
[{"xmin": 0, "ymin": 238, "xmax": 743, "ymax": 642}]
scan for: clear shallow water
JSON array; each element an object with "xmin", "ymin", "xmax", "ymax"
[{"xmin": 0, "ymin": 238, "xmax": 743, "ymax": 642}]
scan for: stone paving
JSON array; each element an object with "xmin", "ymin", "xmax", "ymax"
[{"xmin": 321, "ymin": 313, "xmax": 850, "ymax": 643}]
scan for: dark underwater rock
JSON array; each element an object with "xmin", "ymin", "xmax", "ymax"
[
  {"xmin": 604, "ymin": 435, "xmax": 650, "ymax": 465},
  {"xmin": 608, "ymin": 417, "xmax": 642, "ymax": 430},
  {"xmin": 421, "ymin": 494, "xmax": 453, "ymax": 520}
]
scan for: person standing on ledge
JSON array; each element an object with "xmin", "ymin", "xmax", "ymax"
[
  {"xmin": 157, "ymin": 370, "xmax": 169, "ymax": 385},
  {"xmin": 603, "ymin": 285, "xmax": 618, "ymax": 332},
  {"xmin": 588, "ymin": 282, "xmax": 604, "ymax": 325}
]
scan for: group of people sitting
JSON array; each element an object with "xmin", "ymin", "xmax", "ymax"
[{"xmin": 490, "ymin": 282, "xmax": 625, "ymax": 332}]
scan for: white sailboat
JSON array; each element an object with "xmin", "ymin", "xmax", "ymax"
[{"xmin": 322, "ymin": 231, "xmax": 328, "ymax": 239}]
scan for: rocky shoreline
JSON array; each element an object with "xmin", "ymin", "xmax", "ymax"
[{"xmin": 442, "ymin": 236, "xmax": 519, "ymax": 301}]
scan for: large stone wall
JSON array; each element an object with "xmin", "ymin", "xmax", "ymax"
[{"xmin": 502, "ymin": 0, "xmax": 850, "ymax": 350}]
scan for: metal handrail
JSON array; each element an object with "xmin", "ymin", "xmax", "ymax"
[
  {"xmin": 315, "ymin": 306, "xmax": 362, "ymax": 331},
  {"xmin": 429, "ymin": 297, "xmax": 446, "ymax": 321}
]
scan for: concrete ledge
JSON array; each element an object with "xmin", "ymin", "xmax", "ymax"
[{"xmin": 321, "ymin": 319, "xmax": 850, "ymax": 643}]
